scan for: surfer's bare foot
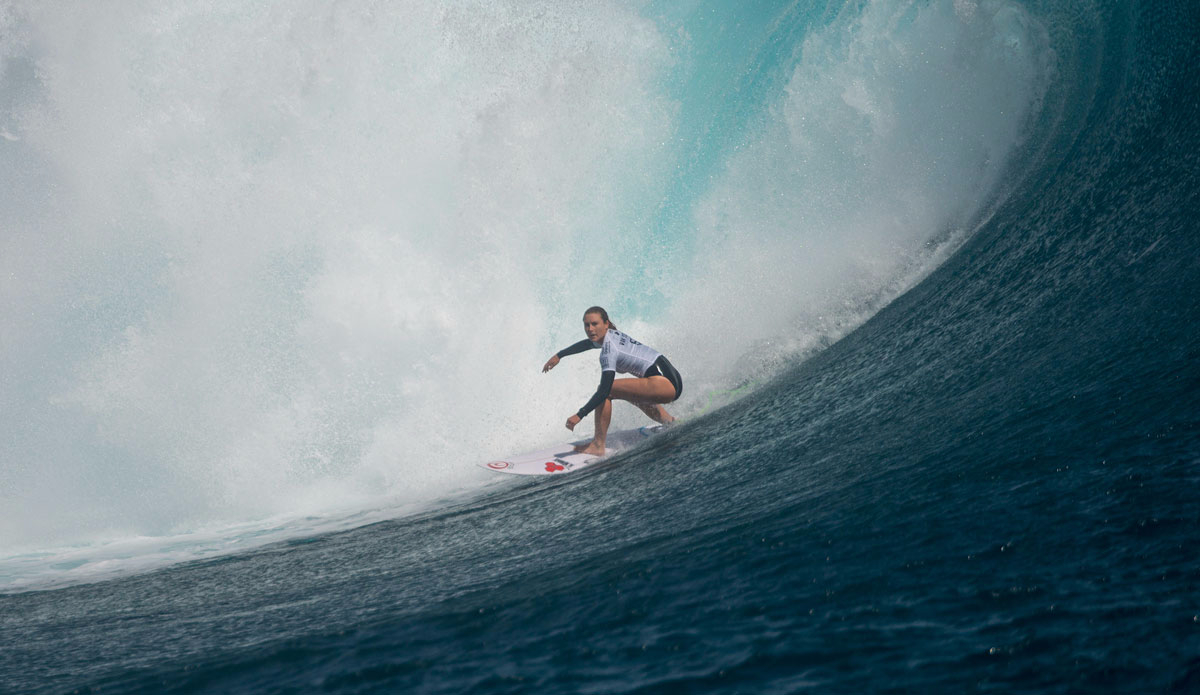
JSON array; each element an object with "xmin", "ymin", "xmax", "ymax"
[{"xmin": 573, "ymin": 440, "xmax": 606, "ymax": 456}]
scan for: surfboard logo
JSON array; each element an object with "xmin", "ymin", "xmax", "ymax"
[
  {"xmin": 544, "ymin": 461, "xmax": 565, "ymax": 472},
  {"xmin": 486, "ymin": 461, "xmax": 511, "ymax": 470}
]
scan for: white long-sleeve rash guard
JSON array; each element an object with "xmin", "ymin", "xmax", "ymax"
[{"xmin": 555, "ymin": 328, "xmax": 662, "ymax": 418}]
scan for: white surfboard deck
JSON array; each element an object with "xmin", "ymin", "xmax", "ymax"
[{"xmin": 481, "ymin": 425, "xmax": 665, "ymax": 475}]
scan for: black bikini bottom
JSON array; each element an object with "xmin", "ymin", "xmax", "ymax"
[{"xmin": 643, "ymin": 355, "xmax": 682, "ymax": 401}]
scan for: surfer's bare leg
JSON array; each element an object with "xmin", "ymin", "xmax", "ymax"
[
  {"xmin": 635, "ymin": 402, "xmax": 675, "ymax": 425},
  {"xmin": 574, "ymin": 377, "xmax": 675, "ymax": 454},
  {"xmin": 615, "ymin": 376, "xmax": 676, "ymax": 425},
  {"xmin": 610, "ymin": 376, "xmax": 675, "ymax": 404},
  {"xmin": 574, "ymin": 398, "xmax": 612, "ymax": 456}
]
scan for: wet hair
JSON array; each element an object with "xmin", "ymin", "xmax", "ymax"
[{"xmin": 584, "ymin": 306, "xmax": 616, "ymax": 331}]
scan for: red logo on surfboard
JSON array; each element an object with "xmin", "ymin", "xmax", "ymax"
[
  {"xmin": 487, "ymin": 461, "xmax": 511, "ymax": 470},
  {"xmin": 544, "ymin": 461, "xmax": 565, "ymax": 472}
]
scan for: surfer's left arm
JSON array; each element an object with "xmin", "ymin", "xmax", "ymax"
[{"xmin": 567, "ymin": 370, "xmax": 615, "ymax": 429}]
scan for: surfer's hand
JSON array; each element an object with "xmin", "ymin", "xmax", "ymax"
[
  {"xmin": 566, "ymin": 414, "xmax": 581, "ymax": 431},
  {"xmin": 543, "ymin": 355, "xmax": 560, "ymax": 372}
]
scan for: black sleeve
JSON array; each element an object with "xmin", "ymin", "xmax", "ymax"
[
  {"xmin": 556, "ymin": 339, "xmax": 596, "ymax": 359},
  {"xmin": 577, "ymin": 370, "xmax": 616, "ymax": 419}
]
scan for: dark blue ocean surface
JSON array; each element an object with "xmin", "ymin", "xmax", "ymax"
[{"xmin": 3, "ymin": 0, "xmax": 1200, "ymax": 693}]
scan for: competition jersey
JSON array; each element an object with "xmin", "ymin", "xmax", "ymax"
[{"xmin": 597, "ymin": 329, "xmax": 661, "ymax": 377}]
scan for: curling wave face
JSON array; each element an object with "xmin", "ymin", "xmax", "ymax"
[{"xmin": 1, "ymin": 0, "xmax": 1055, "ymax": 585}]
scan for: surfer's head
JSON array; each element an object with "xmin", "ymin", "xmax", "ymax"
[{"xmin": 583, "ymin": 306, "xmax": 615, "ymax": 342}]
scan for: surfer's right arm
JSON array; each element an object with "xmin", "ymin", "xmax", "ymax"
[{"xmin": 542, "ymin": 339, "xmax": 596, "ymax": 372}]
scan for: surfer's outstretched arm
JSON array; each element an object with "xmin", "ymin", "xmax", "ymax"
[{"xmin": 542, "ymin": 339, "xmax": 596, "ymax": 372}]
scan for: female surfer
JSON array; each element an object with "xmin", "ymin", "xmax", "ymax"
[{"xmin": 542, "ymin": 306, "xmax": 682, "ymax": 456}]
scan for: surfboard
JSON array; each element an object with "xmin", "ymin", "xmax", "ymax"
[{"xmin": 480, "ymin": 425, "xmax": 665, "ymax": 475}]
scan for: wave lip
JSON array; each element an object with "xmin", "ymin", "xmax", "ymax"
[{"xmin": 669, "ymin": 0, "xmax": 1056, "ymax": 393}]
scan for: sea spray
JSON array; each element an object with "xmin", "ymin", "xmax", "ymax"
[{"xmin": 1, "ymin": 0, "xmax": 676, "ymax": 550}]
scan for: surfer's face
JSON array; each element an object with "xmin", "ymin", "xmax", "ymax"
[{"xmin": 583, "ymin": 313, "xmax": 609, "ymax": 343}]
